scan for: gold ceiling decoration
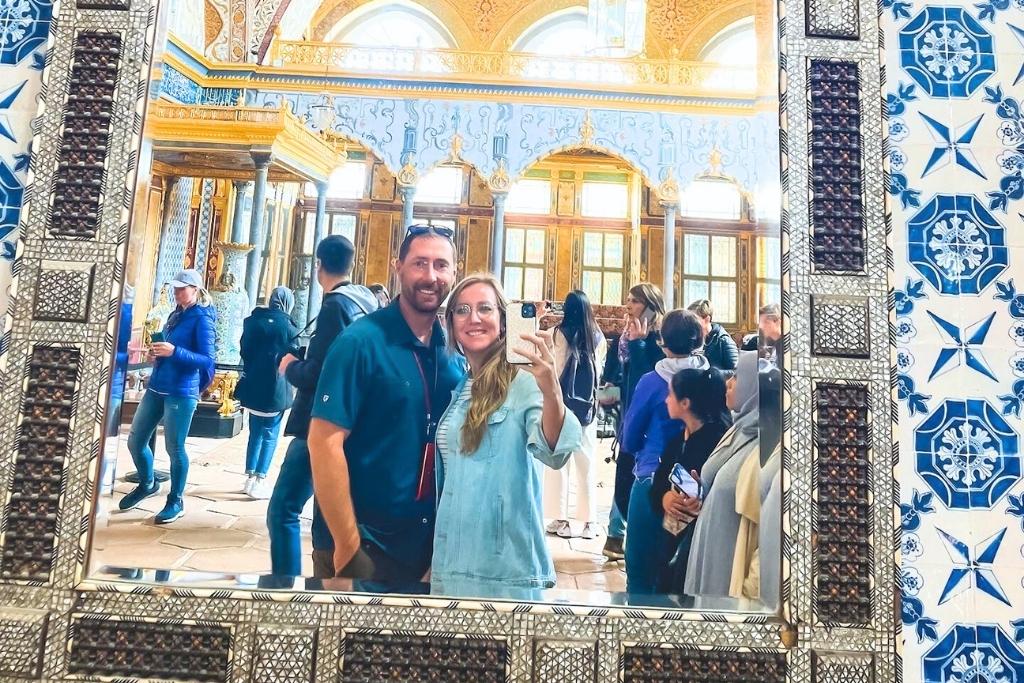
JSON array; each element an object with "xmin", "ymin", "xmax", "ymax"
[{"xmin": 302, "ymin": 0, "xmax": 753, "ymax": 59}]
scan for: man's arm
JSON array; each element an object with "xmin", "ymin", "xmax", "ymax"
[{"xmin": 308, "ymin": 417, "xmax": 361, "ymax": 572}]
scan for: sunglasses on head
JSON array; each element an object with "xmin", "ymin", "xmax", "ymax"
[{"xmin": 405, "ymin": 224, "xmax": 454, "ymax": 240}]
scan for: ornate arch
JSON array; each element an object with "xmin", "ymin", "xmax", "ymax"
[
  {"xmin": 308, "ymin": 0, "xmax": 476, "ymax": 47},
  {"xmin": 675, "ymin": 2, "xmax": 755, "ymax": 60},
  {"xmin": 486, "ymin": 0, "xmax": 586, "ymax": 52}
]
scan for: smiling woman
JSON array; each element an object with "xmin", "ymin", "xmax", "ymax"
[{"xmin": 0, "ymin": 0, "xmax": 903, "ymax": 676}]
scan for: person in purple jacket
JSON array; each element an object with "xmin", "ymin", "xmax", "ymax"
[
  {"xmin": 119, "ymin": 269, "xmax": 216, "ymax": 524},
  {"xmin": 620, "ymin": 309, "xmax": 709, "ymax": 593}
]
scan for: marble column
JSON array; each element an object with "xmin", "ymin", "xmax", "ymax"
[
  {"xmin": 306, "ymin": 180, "xmax": 329, "ymax": 325},
  {"xmin": 662, "ymin": 201, "xmax": 678, "ymax": 308},
  {"xmin": 244, "ymin": 152, "xmax": 272, "ymax": 309},
  {"xmin": 489, "ymin": 192, "xmax": 508, "ymax": 277},
  {"xmin": 229, "ymin": 180, "xmax": 252, "ymax": 243},
  {"xmin": 398, "ymin": 184, "xmax": 416, "ymax": 230}
]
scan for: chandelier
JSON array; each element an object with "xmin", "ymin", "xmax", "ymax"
[{"xmin": 587, "ymin": 0, "xmax": 646, "ymax": 57}]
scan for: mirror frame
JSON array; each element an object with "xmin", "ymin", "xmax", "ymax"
[{"xmin": 0, "ymin": 0, "xmax": 896, "ymax": 679}]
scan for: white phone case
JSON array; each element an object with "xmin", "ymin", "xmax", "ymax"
[{"xmin": 505, "ymin": 302, "xmax": 539, "ymax": 364}]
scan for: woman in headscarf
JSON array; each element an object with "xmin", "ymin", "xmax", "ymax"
[
  {"xmin": 683, "ymin": 350, "xmax": 763, "ymax": 598},
  {"xmin": 235, "ymin": 286, "xmax": 299, "ymax": 498}
]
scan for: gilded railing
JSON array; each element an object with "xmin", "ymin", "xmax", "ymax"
[
  {"xmin": 269, "ymin": 41, "xmax": 759, "ymax": 96},
  {"xmin": 148, "ymin": 102, "xmax": 287, "ymax": 124}
]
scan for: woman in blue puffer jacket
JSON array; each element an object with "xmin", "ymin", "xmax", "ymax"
[{"xmin": 119, "ymin": 269, "xmax": 216, "ymax": 524}]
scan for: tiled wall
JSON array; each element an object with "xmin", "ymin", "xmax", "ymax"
[
  {"xmin": 0, "ymin": 0, "xmax": 51, "ymax": 313},
  {"xmin": 885, "ymin": 2, "xmax": 1024, "ymax": 681}
]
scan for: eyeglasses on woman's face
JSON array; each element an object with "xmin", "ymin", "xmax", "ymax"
[{"xmin": 452, "ymin": 302, "xmax": 498, "ymax": 318}]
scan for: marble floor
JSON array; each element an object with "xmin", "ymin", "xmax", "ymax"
[{"xmin": 90, "ymin": 416, "xmax": 626, "ymax": 593}]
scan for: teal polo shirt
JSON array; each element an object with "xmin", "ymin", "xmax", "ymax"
[{"xmin": 311, "ymin": 300, "xmax": 465, "ymax": 577}]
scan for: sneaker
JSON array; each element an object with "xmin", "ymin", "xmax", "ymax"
[
  {"xmin": 556, "ymin": 521, "xmax": 574, "ymax": 538},
  {"xmin": 602, "ymin": 536, "xmax": 625, "ymax": 560},
  {"xmin": 546, "ymin": 519, "xmax": 571, "ymax": 537},
  {"xmin": 248, "ymin": 478, "xmax": 273, "ymax": 500},
  {"xmin": 581, "ymin": 522, "xmax": 601, "ymax": 540},
  {"xmin": 118, "ymin": 481, "xmax": 160, "ymax": 511},
  {"xmin": 154, "ymin": 498, "xmax": 184, "ymax": 524},
  {"xmin": 243, "ymin": 475, "xmax": 256, "ymax": 495}
]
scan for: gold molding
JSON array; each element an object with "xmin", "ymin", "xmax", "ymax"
[
  {"xmin": 145, "ymin": 101, "xmax": 344, "ymax": 181},
  {"xmin": 161, "ymin": 42, "xmax": 763, "ymax": 117}
]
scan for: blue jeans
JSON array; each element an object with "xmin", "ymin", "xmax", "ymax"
[
  {"xmin": 245, "ymin": 413, "xmax": 284, "ymax": 477},
  {"xmin": 625, "ymin": 475, "xmax": 665, "ymax": 594},
  {"xmin": 267, "ymin": 438, "xmax": 333, "ymax": 576},
  {"xmin": 126, "ymin": 390, "xmax": 198, "ymax": 501},
  {"xmin": 608, "ymin": 501, "xmax": 626, "ymax": 538}
]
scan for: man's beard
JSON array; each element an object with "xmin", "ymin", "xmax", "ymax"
[{"xmin": 402, "ymin": 282, "xmax": 450, "ymax": 314}]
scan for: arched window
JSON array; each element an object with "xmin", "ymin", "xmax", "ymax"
[
  {"xmin": 513, "ymin": 9, "xmax": 591, "ymax": 57},
  {"xmin": 699, "ymin": 17, "xmax": 756, "ymax": 66},
  {"xmin": 326, "ymin": 1, "xmax": 455, "ymax": 49},
  {"xmin": 698, "ymin": 17, "xmax": 756, "ymax": 90},
  {"xmin": 680, "ymin": 178, "xmax": 743, "ymax": 220}
]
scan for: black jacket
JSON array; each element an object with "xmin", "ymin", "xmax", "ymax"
[
  {"xmin": 704, "ymin": 323, "xmax": 739, "ymax": 371},
  {"xmin": 235, "ymin": 307, "xmax": 299, "ymax": 414},
  {"xmin": 622, "ymin": 331, "xmax": 665, "ymax": 412},
  {"xmin": 284, "ymin": 283, "xmax": 379, "ymax": 437}
]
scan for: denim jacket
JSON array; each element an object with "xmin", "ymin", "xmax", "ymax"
[{"xmin": 431, "ymin": 370, "xmax": 582, "ymax": 589}]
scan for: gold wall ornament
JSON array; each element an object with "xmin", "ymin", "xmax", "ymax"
[
  {"xmin": 488, "ymin": 159, "xmax": 511, "ymax": 193},
  {"xmin": 397, "ymin": 160, "xmax": 419, "ymax": 187},
  {"xmin": 579, "ymin": 110, "xmax": 595, "ymax": 146},
  {"xmin": 656, "ymin": 168, "xmax": 680, "ymax": 204},
  {"xmin": 449, "ymin": 133, "xmax": 464, "ymax": 163}
]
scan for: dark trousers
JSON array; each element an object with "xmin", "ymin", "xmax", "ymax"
[{"xmin": 612, "ymin": 450, "xmax": 636, "ymax": 523}]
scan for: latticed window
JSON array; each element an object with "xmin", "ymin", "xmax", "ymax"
[
  {"xmin": 580, "ymin": 231, "xmax": 625, "ymax": 305},
  {"xmin": 756, "ymin": 235, "xmax": 781, "ymax": 308},
  {"xmin": 503, "ymin": 228, "xmax": 546, "ymax": 301},
  {"xmin": 681, "ymin": 233, "xmax": 738, "ymax": 323}
]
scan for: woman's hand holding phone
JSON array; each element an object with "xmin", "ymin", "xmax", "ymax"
[{"xmin": 624, "ymin": 313, "xmax": 650, "ymax": 341}]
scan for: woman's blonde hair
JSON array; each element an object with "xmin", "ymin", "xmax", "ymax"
[
  {"xmin": 629, "ymin": 282, "xmax": 666, "ymax": 330},
  {"xmin": 444, "ymin": 273, "xmax": 518, "ymax": 455}
]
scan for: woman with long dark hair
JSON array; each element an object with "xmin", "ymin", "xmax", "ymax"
[
  {"xmin": 544, "ymin": 290, "xmax": 607, "ymax": 539},
  {"xmin": 604, "ymin": 282, "xmax": 667, "ymax": 560},
  {"xmin": 649, "ymin": 367, "xmax": 731, "ymax": 593}
]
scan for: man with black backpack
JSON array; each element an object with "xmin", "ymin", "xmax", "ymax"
[
  {"xmin": 267, "ymin": 235, "xmax": 379, "ymax": 578},
  {"xmin": 543, "ymin": 291, "xmax": 607, "ymax": 540}
]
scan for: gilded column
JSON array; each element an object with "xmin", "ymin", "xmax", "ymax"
[
  {"xmin": 306, "ymin": 180, "xmax": 329, "ymax": 325},
  {"xmin": 244, "ymin": 152, "xmax": 273, "ymax": 308},
  {"xmin": 490, "ymin": 193, "xmax": 508, "ymax": 277},
  {"xmin": 398, "ymin": 184, "xmax": 416, "ymax": 231},
  {"xmin": 229, "ymin": 180, "xmax": 252, "ymax": 243},
  {"xmin": 488, "ymin": 160, "xmax": 511, "ymax": 278},
  {"xmin": 662, "ymin": 202, "xmax": 678, "ymax": 307},
  {"xmin": 657, "ymin": 170, "xmax": 680, "ymax": 308}
]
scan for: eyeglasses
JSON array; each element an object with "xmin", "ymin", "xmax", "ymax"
[
  {"xmin": 406, "ymin": 224, "xmax": 454, "ymax": 240},
  {"xmin": 452, "ymin": 303, "xmax": 498, "ymax": 318}
]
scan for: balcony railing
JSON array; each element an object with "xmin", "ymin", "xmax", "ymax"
[{"xmin": 268, "ymin": 41, "xmax": 760, "ymax": 97}]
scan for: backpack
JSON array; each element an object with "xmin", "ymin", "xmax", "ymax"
[{"xmin": 560, "ymin": 345, "xmax": 598, "ymax": 427}]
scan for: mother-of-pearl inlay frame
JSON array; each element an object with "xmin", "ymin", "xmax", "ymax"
[{"xmin": 0, "ymin": 0, "xmax": 898, "ymax": 680}]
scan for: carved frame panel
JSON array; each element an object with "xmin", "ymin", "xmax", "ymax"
[{"xmin": 0, "ymin": 0, "xmax": 898, "ymax": 679}]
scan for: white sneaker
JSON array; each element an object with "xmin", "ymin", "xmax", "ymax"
[
  {"xmin": 557, "ymin": 520, "xmax": 574, "ymax": 538},
  {"xmin": 581, "ymin": 522, "xmax": 601, "ymax": 540},
  {"xmin": 248, "ymin": 478, "xmax": 273, "ymax": 500},
  {"xmin": 243, "ymin": 475, "xmax": 256, "ymax": 495},
  {"xmin": 546, "ymin": 519, "xmax": 570, "ymax": 536}
]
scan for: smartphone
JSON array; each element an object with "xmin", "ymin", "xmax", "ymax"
[
  {"xmin": 639, "ymin": 308, "xmax": 657, "ymax": 327},
  {"xmin": 505, "ymin": 301, "xmax": 539, "ymax": 364},
  {"xmin": 150, "ymin": 331, "xmax": 165, "ymax": 344},
  {"xmin": 669, "ymin": 462, "xmax": 701, "ymax": 499}
]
